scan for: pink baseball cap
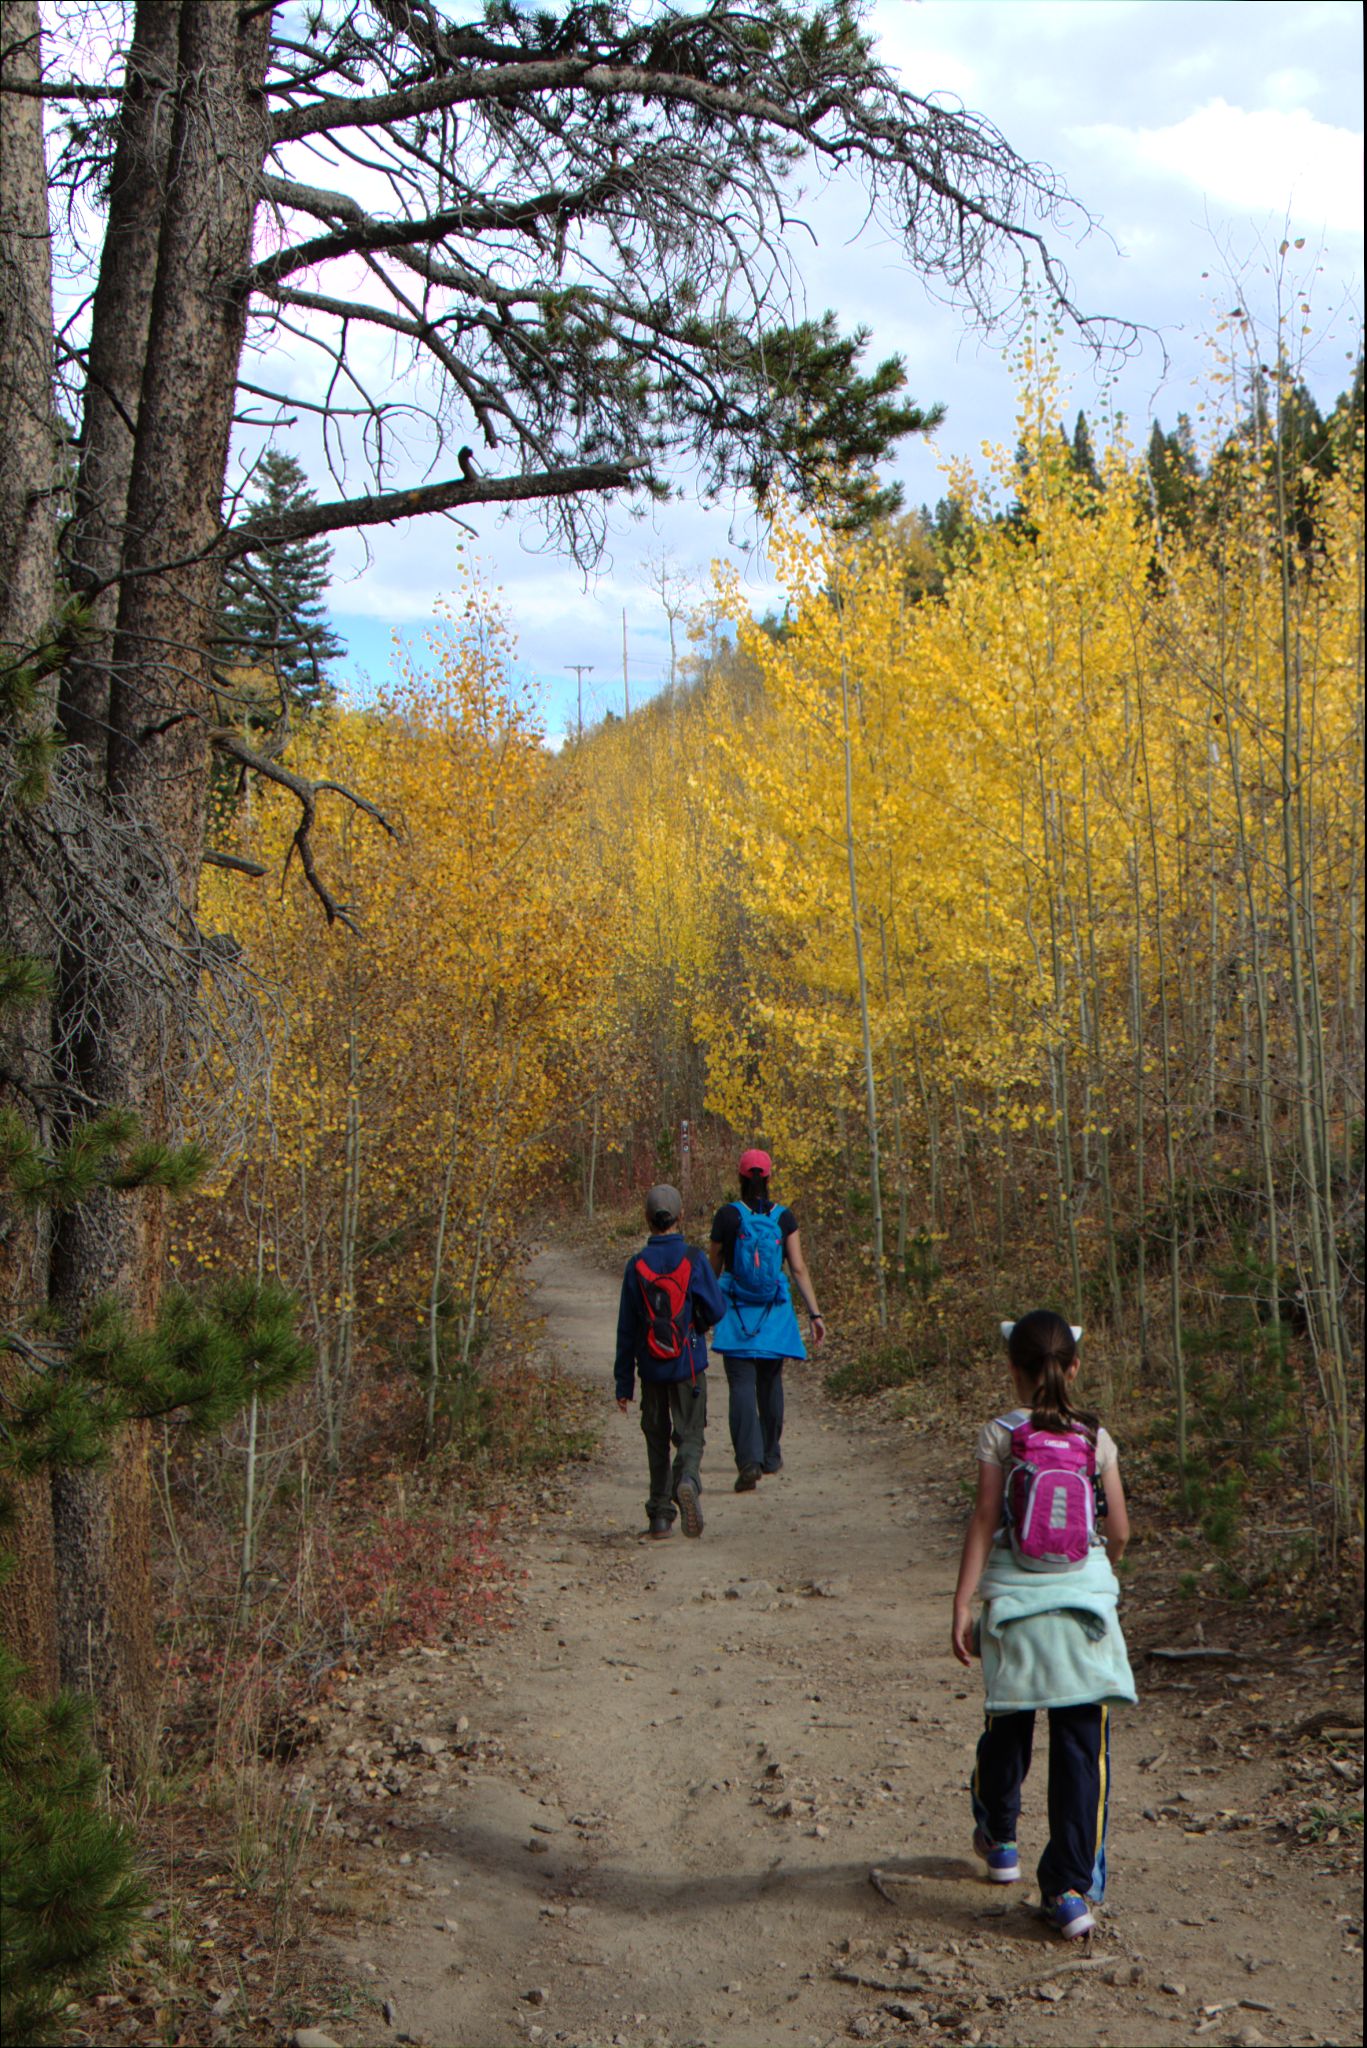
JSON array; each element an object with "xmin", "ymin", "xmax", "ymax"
[{"xmin": 738, "ymin": 1148, "xmax": 773, "ymax": 1177}]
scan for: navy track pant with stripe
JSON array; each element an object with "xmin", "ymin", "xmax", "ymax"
[{"xmin": 971, "ymin": 1702, "xmax": 1111, "ymax": 1901}]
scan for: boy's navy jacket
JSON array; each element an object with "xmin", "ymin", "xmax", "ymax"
[{"xmin": 614, "ymin": 1234, "xmax": 726, "ymax": 1400}]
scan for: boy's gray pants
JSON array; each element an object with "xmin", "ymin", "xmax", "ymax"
[{"xmin": 640, "ymin": 1374, "xmax": 707, "ymax": 1523}]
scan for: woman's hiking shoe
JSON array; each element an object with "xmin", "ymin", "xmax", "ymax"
[
  {"xmin": 1044, "ymin": 1890, "xmax": 1095, "ymax": 1939},
  {"xmin": 972, "ymin": 1828, "xmax": 1021, "ymax": 1883},
  {"xmin": 676, "ymin": 1477, "xmax": 704, "ymax": 1538},
  {"xmin": 648, "ymin": 1514, "xmax": 674, "ymax": 1538},
  {"xmin": 734, "ymin": 1465, "xmax": 762, "ymax": 1492}
]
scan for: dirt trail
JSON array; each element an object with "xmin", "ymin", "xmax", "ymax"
[{"xmin": 313, "ymin": 1244, "xmax": 1362, "ymax": 2048}]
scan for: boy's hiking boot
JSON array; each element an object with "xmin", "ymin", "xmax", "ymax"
[
  {"xmin": 648, "ymin": 1514, "xmax": 674, "ymax": 1538},
  {"xmin": 972, "ymin": 1828, "xmax": 1020, "ymax": 1883},
  {"xmin": 734, "ymin": 1465, "xmax": 762, "ymax": 1492},
  {"xmin": 1044, "ymin": 1890, "xmax": 1095, "ymax": 1939},
  {"xmin": 676, "ymin": 1476, "xmax": 704, "ymax": 1538}
]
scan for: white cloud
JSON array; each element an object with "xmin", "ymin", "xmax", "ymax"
[
  {"xmin": 1076, "ymin": 100, "xmax": 1363, "ymax": 234},
  {"xmin": 1263, "ymin": 67, "xmax": 1325, "ymax": 110}
]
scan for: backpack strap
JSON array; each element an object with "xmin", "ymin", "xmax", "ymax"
[{"xmin": 634, "ymin": 1253, "xmax": 694, "ymax": 1363}]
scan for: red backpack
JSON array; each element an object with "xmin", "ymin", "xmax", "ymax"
[{"xmin": 634, "ymin": 1254, "xmax": 696, "ymax": 1371}]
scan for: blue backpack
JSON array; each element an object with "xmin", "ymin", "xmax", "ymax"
[{"xmin": 729, "ymin": 1203, "xmax": 786, "ymax": 1307}]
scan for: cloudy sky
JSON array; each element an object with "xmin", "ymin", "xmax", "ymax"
[{"xmin": 314, "ymin": 0, "xmax": 1364, "ymax": 738}]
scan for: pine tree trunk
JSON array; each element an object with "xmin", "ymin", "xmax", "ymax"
[
  {"xmin": 47, "ymin": 0, "xmax": 272, "ymax": 1768},
  {"xmin": 59, "ymin": 0, "xmax": 181, "ymax": 763},
  {"xmin": 0, "ymin": 0, "xmax": 60, "ymax": 1695}
]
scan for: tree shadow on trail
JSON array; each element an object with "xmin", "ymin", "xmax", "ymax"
[
  {"xmin": 395, "ymin": 1814, "xmax": 1047, "ymax": 1941},
  {"xmin": 877, "ymin": 1853, "xmax": 980, "ymax": 1882}
]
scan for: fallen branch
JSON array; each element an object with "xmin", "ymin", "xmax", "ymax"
[
  {"xmin": 1146, "ymin": 1646, "xmax": 1243, "ymax": 1662},
  {"xmin": 1283, "ymin": 1708, "xmax": 1365, "ymax": 1741},
  {"xmin": 1011, "ymin": 1957, "xmax": 1111, "ymax": 1991}
]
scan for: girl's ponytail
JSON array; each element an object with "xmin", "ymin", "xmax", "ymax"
[{"xmin": 1006, "ymin": 1309, "xmax": 1100, "ymax": 1439}]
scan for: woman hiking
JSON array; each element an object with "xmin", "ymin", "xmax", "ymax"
[{"xmin": 707, "ymin": 1148, "xmax": 824, "ymax": 1492}]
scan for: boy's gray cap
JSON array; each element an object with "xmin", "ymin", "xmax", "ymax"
[{"xmin": 644, "ymin": 1184, "xmax": 683, "ymax": 1223}]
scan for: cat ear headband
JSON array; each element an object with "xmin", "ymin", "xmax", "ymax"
[{"xmin": 1000, "ymin": 1320, "xmax": 1084, "ymax": 1343}]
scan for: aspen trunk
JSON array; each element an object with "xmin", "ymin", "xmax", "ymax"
[
  {"xmin": 836, "ymin": 633, "xmax": 886, "ymax": 1326},
  {"xmin": 907, "ymin": 1025, "xmax": 941, "ymax": 1236},
  {"xmin": 426, "ymin": 1149, "xmax": 459, "ymax": 1454},
  {"xmin": 1272, "ymin": 381, "xmax": 1351, "ymax": 1541},
  {"xmin": 1135, "ymin": 674, "xmax": 1188, "ymax": 1504},
  {"xmin": 236, "ymin": 1393, "xmax": 259, "ymax": 1625},
  {"xmin": 877, "ymin": 916, "xmax": 909, "ymax": 1284},
  {"xmin": 329, "ymin": 1022, "xmax": 363, "ymax": 1470},
  {"xmin": 586, "ymin": 1097, "xmax": 600, "ymax": 1221},
  {"xmin": 1127, "ymin": 857, "xmax": 1151, "ymax": 1370}
]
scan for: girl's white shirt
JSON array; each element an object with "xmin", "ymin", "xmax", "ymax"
[{"xmin": 975, "ymin": 1406, "xmax": 1119, "ymax": 1475}]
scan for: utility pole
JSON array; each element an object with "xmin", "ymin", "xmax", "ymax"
[
  {"xmin": 567, "ymin": 663, "xmax": 594, "ymax": 739},
  {"xmin": 621, "ymin": 607, "xmax": 630, "ymax": 717}
]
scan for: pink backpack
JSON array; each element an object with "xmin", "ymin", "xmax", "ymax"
[{"xmin": 1002, "ymin": 1417, "xmax": 1097, "ymax": 1572}]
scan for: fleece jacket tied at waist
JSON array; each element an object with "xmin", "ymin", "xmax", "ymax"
[{"xmin": 974, "ymin": 1544, "xmax": 1139, "ymax": 1715}]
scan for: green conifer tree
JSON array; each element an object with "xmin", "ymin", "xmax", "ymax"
[
  {"xmin": 215, "ymin": 450, "xmax": 345, "ymax": 712},
  {"xmin": 0, "ymin": 1646, "xmax": 144, "ymax": 2045},
  {"xmin": 1070, "ymin": 408, "xmax": 1102, "ymax": 489},
  {"xmin": 1146, "ymin": 415, "xmax": 1201, "ymax": 534},
  {"xmin": 1, "ymin": 629, "xmax": 311, "ymax": 2042}
]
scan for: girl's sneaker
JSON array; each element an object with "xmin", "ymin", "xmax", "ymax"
[
  {"xmin": 971, "ymin": 1827, "xmax": 1021, "ymax": 1882},
  {"xmin": 1045, "ymin": 1890, "xmax": 1096, "ymax": 1939}
]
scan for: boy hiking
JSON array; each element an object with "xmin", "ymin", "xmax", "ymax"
[
  {"xmin": 708, "ymin": 1148, "xmax": 824, "ymax": 1492},
  {"xmin": 614, "ymin": 1184, "xmax": 726, "ymax": 1539},
  {"xmin": 951, "ymin": 1311, "xmax": 1136, "ymax": 1939}
]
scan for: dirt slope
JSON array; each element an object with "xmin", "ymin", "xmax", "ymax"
[{"xmin": 309, "ymin": 1244, "xmax": 1362, "ymax": 2048}]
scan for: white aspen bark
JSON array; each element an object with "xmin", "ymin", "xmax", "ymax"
[
  {"xmin": 1077, "ymin": 772, "xmax": 1122, "ymax": 1325},
  {"xmin": 982, "ymin": 879, "xmax": 1008, "ymax": 1270},
  {"xmin": 425, "ymin": 1022, "xmax": 473, "ymax": 1452},
  {"xmin": 237, "ymin": 1394, "xmax": 259, "ymax": 1624},
  {"xmin": 426, "ymin": 1150, "xmax": 459, "ymax": 1452},
  {"xmin": 1126, "ymin": 846, "xmax": 1152, "ymax": 1393},
  {"xmin": 877, "ymin": 914, "xmax": 909, "ymax": 1285},
  {"xmin": 907, "ymin": 1023, "xmax": 941, "ymax": 1236},
  {"xmin": 328, "ymin": 1018, "xmax": 363, "ymax": 1470},
  {"xmin": 1136, "ymin": 673, "xmax": 1189, "ymax": 1502},
  {"xmin": 836, "ymin": 628, "xmax": 887, "ymax": 1326},
  {"xmin": 1271, "ymin": 370, "xmax": 1350, "ymax": 1540},
  {"xmin": 1041, "ymin": 775, "xmax": 1082, "ymax": 1308},
  {"xmin": 586, "ymin": 1097, "xmax": 600, "ymax": 1221},
  {"xmin": 1225, "ymin": 718, "xmax": 1282, "ymax": 1314}
]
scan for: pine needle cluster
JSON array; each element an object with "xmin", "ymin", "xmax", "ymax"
[
  {"xmin": 1, "ymin": 721, "xmax": 311, "ymax": 2039},
  {"xmin": 0, "ymin": 1650, "xmax": 145, "ymax": 2045}
]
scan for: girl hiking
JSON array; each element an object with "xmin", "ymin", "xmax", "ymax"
[
  {"xmin": 951, "ymin": 1310, "xmax": 1136, "ymax": 1940},
  {"xmin": 707, "ymin": 1148, "xmax": 824, "ymax": 1492}
]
